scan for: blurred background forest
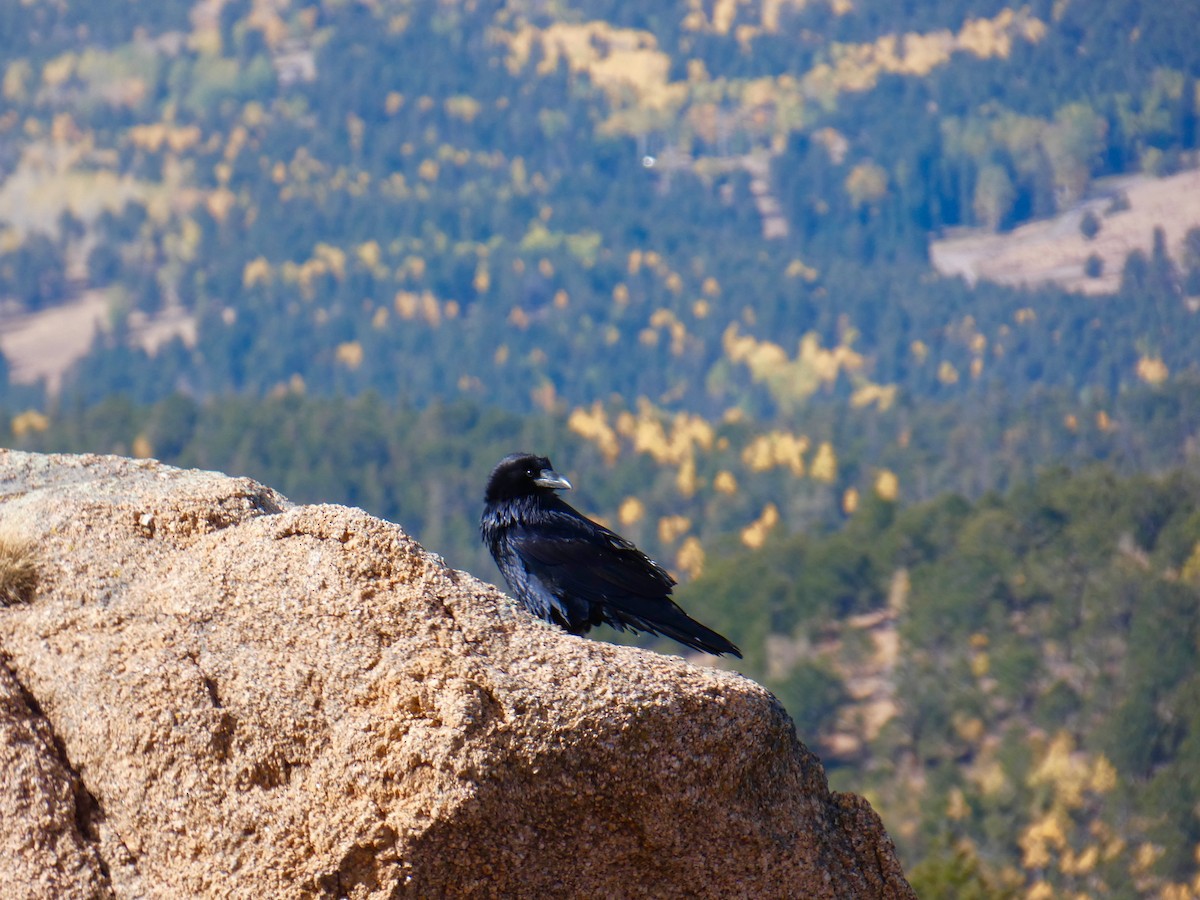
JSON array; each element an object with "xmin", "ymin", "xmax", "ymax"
[{"xmin": 2, "ymin": 0, "xmax": 1200, "ymax": 895}]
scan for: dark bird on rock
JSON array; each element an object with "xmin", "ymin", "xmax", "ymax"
[{"xmin": 481, "ymin": 452, "xmax": 742, "ymax": 658}]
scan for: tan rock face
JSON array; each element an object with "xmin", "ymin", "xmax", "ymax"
[{"xmin": 0, "ymin": 449, "xmax": 915, "ymax": 898}]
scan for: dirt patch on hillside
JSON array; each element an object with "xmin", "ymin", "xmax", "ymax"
[
  {"xmin": 0, "ymin": 293, "xmax": 196, "ymax": 395},
  {"xmin": 930, "ymin": 168, "xmax": 1200, "ymax": 295},
  {"xmin": 0, "ymin": 293, "xmax": 110, "ymax": 395}
]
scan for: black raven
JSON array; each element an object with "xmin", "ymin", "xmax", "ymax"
[{"xmin": 481, "ymin": 452, "xmax": 742, "ymax": 658}]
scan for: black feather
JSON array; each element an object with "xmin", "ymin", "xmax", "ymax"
[{"xmin": 481, "ymin": 452, "xmax": 742, "ymax": 658}]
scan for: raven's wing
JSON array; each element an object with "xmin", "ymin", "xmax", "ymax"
[
  {"xmin": 508, "ymin": 507, "xmax": 741, "ymax": 657},
  {"xmin": 509, "ymin": 509, "xmax": 672, "ymax": 602}
]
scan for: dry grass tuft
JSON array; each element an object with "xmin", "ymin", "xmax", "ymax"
[{"xmin": 0, "ymin": 531, "xmax": 38, "ymax": 605}]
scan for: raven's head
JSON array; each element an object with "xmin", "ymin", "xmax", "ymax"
[{"xmin": 484, "ymin": 452, "xmax": 572, "ymax": 503}]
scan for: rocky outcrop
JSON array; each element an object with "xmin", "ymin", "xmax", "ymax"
[{"xmin": 0, "ymin": 449, "xmax": 915, "ymax": 898}]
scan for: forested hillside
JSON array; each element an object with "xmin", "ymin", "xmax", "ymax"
[
  {"xmin": 2, "ymin": 0, "xmax": 1199, "ymax": 563},
  {"xmin": 680, "ymin": 466, "xmax": 1200, "ymax": 898},
  {"xmin": 3, "ymin": 1, "xmax": 1200, "ymax": 894}
]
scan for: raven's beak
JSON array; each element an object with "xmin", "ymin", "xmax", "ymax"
[{"xmin": 534, "ymin": 468, "xmax": 572, "ymax": 491}]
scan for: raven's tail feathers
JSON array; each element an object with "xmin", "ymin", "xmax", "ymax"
[{"xmin": 612, "ymin": 605, "xmax": 742, "ymax": 659}]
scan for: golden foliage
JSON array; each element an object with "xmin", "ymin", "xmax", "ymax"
[
  {"xmin": 509, "ymin": 157, "xmax": 527, "ymax": 192},
  {"xmin": 335, "ymin": 341, "xmax": 364, "ymax": 370},
  {"xmin": 394, "ymin": 290, "xmax": 446, "ymax": 327},
  {"xmin": 970, "ymin": 651, "xmax": 990, "ymax": 678},
  {"xmin": 132, "ymin": 434, "xmax": 154, "ymax": 459},
  {"xmin": 1132, "ymin": 842, "xmax": 1164, "ymax": 875},
  {"xmin": 403, "ymin": 255, "xmax": 426, "ymax": 281},
  {"xmin": 445, "ymin": 95, "xmax": 481, "ymax": 123},
  {"xmin": 3, "ymin": 59, "xmax": 33, "ymax": 102},
  {"xmin": 742, "ymin": 430, "xmax": 809, "ymax": 476},
  {"xmin": 356, "ymin": 240, "xmax": 382, "ymax": 270},
  {"xmin": 242, "ymin": 257, "xmax": 271, "ymax": 290},
  {"xmin": 813, "ymin": 127, "xmax": 851, "ymax": 164},
  {"xmin": 711, "ymin": 0, "xmax": 739, "ymax": 35},
  {"xmin": 615, "ymin": 400, "xmax": 715, "ymax": 467},
  {"xmin": 658, "ymin": 515, "xmax": 692, "ymax": 544},
  {"xmin": 648, "ymin": 308, "xmax": 689, "ymax": 355},
  {"xmin": 1029, "ymin": 731, "xmax": 1090, "ymax": 808},
  {"xmin": 958, "ymin": 10, "xmax": 1022, "ymax": 58},
  {"xmin": 801, "ymin": 10, "xmax": 1046, "ymax": 101},
  {"xmin": 810, "ymin": 441, "xmax": 837, "ymax": 483},
  {"xmin": 246, "ymin": 4, "xmax": 288, "ymax": 48},
  {"xmin": 723, "ymin": 323, "xmax": 888, "ymax": 411},
  {"xmin": 1136, "ymin": 355, "xmax": 1169, "ymax": 385},
  {"xmin": 507, "ymin": 305, "xmax": 530, "ymax": 329},
  {"xmin": 1089, "ymin": 755, "xmax": 1117, "ymax": 794},
  {"xmin": 1180, "ymin": 542, "xmax": 1200, "ymax": 584},
  {"xmin": 42, "ymin": 53, "xmax": 76, "ymax": 89},
  {"xmin": 937, "ymin": 360, "xmax": 960, "ymax": 385},
  {"xmin": 205, "ymin": 187, "xmax": 236, "ymax": 223},
  {"xmin": 741, "ymin": 502, "xmax": 780, "ymax": 549},
  {"xmin": 473, "ymin": 262, "xmax": 490, "ymax": 294},
  {"xmin": 11, "ymin": 409, "xmax": 49, "ymax": 437},
  {"xmin": 785, "ymin": 258, "xmax": 820, "ymax": 281},
  {"xmin": 618, "ymin": 497, "xmax": 645, "ymax": 527},
  {"xmin": 676, "ymin": 535, "xmax": 706, "ymax": 580},
  {"xmin": 422, "ymin": 292, "xmax": 443, "ymax": 326},
  {"xmin": 684, "ymin": 0, "xmax": 848, "ymax": 41},
  {"xmin": 1160, "ymin": 882, "xmax": 1197, "ymax": 900},
  {"xmin": 844, "ymin": 161, "xmax": 889, "ymax": 208},
  {"xmin": 47, "ymin": 111, "xmax": 77, "ymax": 144},
  {"xmin": 850, "ymin": 383, "xmax": 897, "ymax": 411},
  {"xmin": 567, "ymin": 402, "xmax": 621, "ymax": 464},
  {"xmin": 1020, "ymin": 808, "xmax": 1068, "ymax": 870},
  {"xmin": 500, "ymin": 22, "xmax": 683, "ymax": 113},
  {"xmin": 676, "ymin": 455, "xmax": 697, "ymax": 496},
  {"xmin": 713, "ymin": 470, "xmax": 738, "ymax": 495},
  {"xmin": 874, "ymin": 469, "xmax": 899, "ymax": 501},
  {"xmin": 531, "ymin": 380, "xmax": 558, "ymax": 412},
  {"xmin": 946, "ymin": 787, "xmax": 970, "ymax": 821},
  {"xmin": 417, "ymin": 159, "xmax": 439, "ymax": 182}
]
